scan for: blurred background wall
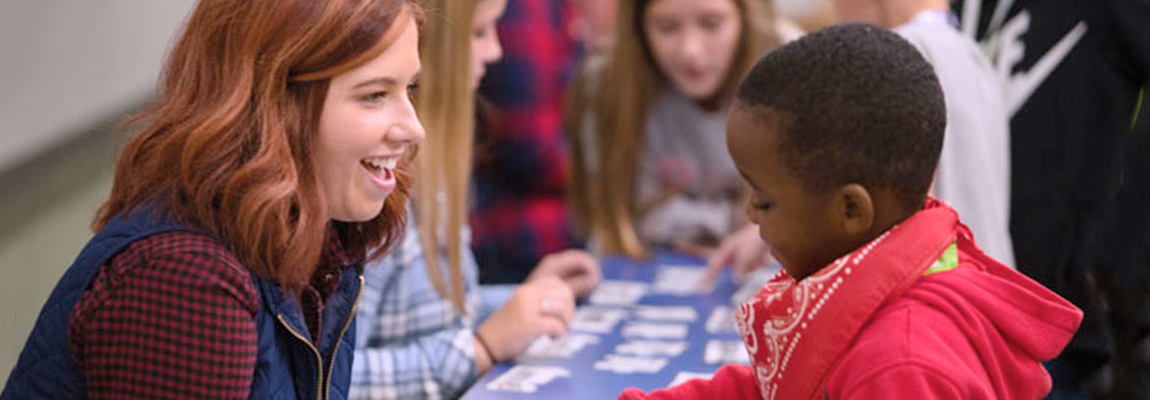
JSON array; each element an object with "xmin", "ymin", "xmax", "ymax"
[{"xmin": 0, "ymin": 0, "xmax": 196, "ymax": 385}]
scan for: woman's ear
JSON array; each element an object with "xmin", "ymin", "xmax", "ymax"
[{"xmin": 837, "ymin": 183, "xmax": 874, "ymax": 236}]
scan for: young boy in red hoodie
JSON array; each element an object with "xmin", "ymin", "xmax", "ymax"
[{"xmin": 620, "ymin": 24, "xmax": 1083, "ymax": 400}]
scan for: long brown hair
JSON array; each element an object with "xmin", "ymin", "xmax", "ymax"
[
  {"xmin": 411, "ymin": 0, "xmax": 479, "ymax": 313},
  {"xmin": 566, "ymin": 0, "xmax": 781, "ymax": 257},
  {"xmin": 95, "ymin": 0, "xmax": 423, "ymax": 292}
]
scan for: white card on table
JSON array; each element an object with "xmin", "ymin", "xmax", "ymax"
[
  {"xmin": 588, "ymin": 280, "xmax": 649, "ymax": 306},
  {"xmin": 621, "ymin": 321, "xmax": 689, "ymax": 339},
  {"xmin": 570, "ymin": 307, "xmax": 629, "ymax": 334},
  {"xmin": 485, "ymin": 365, "xmax": 571, "ymax": 393},
  {"xmin": 633, "ymin": 305, "xmax": 698, "ymax": 322},
  {"xmin": 593, "ymin": 354, "xmax": 668, "ymax": 374},
  {"xmin": 705, "ymin": 306, "xmax": 738, "ymax": 334},
  {"xmin": 703, "ymin": 340, "xmax": 750, "ymax": 365},
  {"xmin": 651, "ymin": 265, "xmax": 714, "ymax": 295},
  {"xmin": 520, "ymin": 333, "xmax": 599, "ymax": 359},
  {"xmin": 615, "ymin": 340, "xmax": 689, "ymax": 357},
  {"xmin": 668, "ymin": 371, "xmax": 715, "ymax": 387},
  {"xmin": 730, "ymin": 267, "xmax": 777, "ymax": 304}
]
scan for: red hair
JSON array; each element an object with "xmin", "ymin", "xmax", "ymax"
[{"xmin": 95, "ymin": 0, "xmax": 424, "ymax": 291}]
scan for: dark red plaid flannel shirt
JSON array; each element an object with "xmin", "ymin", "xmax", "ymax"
[{"xmin": 69, "ymin": 230, "xmax": 349, "ymax": 399}]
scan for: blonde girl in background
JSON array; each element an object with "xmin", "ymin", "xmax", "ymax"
[
  {"xmin": 349, "ymin": 0, "xmax": 600, "ymax": 398},
  {"xmin": 567, "ymin": 0, "xmax": 785, "ymax": 263}
]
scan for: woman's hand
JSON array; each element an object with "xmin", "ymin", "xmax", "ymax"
[
  {"xmin": 702, "ymin": 224, "xmax": 772, "ymax": 284},
  {"xmin": 526, "ymin": 249, "xmax": 602, "ymax": 297},
  {"xmin": 475, "ymin": 276, "xmax": 575, "ymax": 367}
]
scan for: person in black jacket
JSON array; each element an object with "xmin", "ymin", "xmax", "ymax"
[{"xmin": 954, "ymin": 0, "xmax": 1150, "ymax": 398}]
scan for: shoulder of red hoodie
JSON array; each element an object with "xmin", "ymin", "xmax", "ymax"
[{"xmin": 824, "ymin": 240, "xmax": 1082, "ymax": 400}]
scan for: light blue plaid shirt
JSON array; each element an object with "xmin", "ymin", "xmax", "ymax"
[{"xmin": 350, "ymin": 215, "xmax": 485, "ymax": 400}]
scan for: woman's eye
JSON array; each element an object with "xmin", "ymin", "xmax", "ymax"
[
  {"xmin": 652, "ymin": 20, "xmax": 680, "ymax": 35},
  {"xmin": 700, "ymin": 15, "xmax": 724, "ymax": 31},
  {"xmin": 361, "ymin": 92, "xmax": 387, "ymax": 104},
  {"xmin": 473, "ymin": 25, "xmax": 492, "ymax": 39},
  {"xmin": 406, "ymin": 82, "xmax": 420, "ymax": 98}
]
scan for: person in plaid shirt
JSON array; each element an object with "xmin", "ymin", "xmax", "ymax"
[
  {"xmin": 469, "ymin": 0, "xmax": 587, "ymax": 284},
  {"xmin": 351, "ymin": 220, "xmax": 485, "ymax": 399},
  {"xmin": 349, "ymin": 1, "xmax": 601, "ymax": 398}
]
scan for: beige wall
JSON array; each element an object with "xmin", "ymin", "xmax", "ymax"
[
  {"xmin": 0, "ymin": 0, "xmax": 196, "ymax": 386},
  {"xmin": 0, "ymin": 0, "xmax": 196, "ymax": 172}
]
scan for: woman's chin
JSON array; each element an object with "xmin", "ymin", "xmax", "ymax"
[{"xmin": 329, "ymin": 202, "xmax": 386, "ymax": 223}]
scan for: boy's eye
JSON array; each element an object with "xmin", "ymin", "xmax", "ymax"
[{"xmin": 747, "ymin": 196, "xmax": 772, "ymax": 211}]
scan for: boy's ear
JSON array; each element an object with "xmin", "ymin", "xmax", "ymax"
[{"xmin": 837, "ymin": 184, "xmax": 874, "ymax": 236}]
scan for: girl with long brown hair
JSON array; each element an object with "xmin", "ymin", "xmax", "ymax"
[
  {"xmin": 349, "ymin": 0, "xmax": 602, "ymax": 397},
  {"xmin": 2, "ymin": 0, "xmax": 423, "ymax": 398},
  {"xmin": 567, "ymin": 0, "xmax": 787, "ymax": 263}
]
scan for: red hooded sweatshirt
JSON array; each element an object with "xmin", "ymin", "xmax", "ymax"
[{"xmin": 620, "ymin": 200, "xmax": 1082, "ymax": 400}]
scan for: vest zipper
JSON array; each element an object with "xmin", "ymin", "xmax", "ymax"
[
  {"xmin": 277, "ymin": 313, "xmax": 325, "ymax": 400},
  {"xmin": 324, "ymin": 275, "xmax": 364, "ymax": 400}
]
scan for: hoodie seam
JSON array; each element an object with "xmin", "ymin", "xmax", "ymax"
[
  {"xmin": 839, "ymin": 356, "xmax": 965, "ymax": 398},
  {"xmin": 837, "ymin": 306, "xmax": 968, "ymax": 398}
]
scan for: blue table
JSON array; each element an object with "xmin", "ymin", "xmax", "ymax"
[{"xmin": 461, "ymin": 252, "xmax": 753, "ymax": 399}]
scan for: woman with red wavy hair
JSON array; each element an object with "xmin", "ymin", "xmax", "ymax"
[{"xmin": 1, "ymin": 0, "xmax": 424, "ymax": 399}]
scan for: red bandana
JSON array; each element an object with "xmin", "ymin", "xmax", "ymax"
[{"xmin": 735, "ymin": 199, "xmax": 963, "ymax": 400}]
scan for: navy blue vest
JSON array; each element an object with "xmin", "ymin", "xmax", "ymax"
[{"xmin": 1, "ymin": 208, "xmax": 362, "ymax": 400}]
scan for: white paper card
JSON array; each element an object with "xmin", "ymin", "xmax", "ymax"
[
  {"xmin": 593, "ymin": 354, "xmax": 668, "ymax": 374},
  {"xmin": 589, "ymin": 280, "xmax": 649, "ymax": 306},
  {"xmin": 570, "ymin": 307, "xmax": 629, "ymax": 334},
  {"xmin": 621, "ymin": 322, "xmax": 689, "ymax": 339},
  {"xmin": 485, "ymin": 365, "xmax": 571, "ymax": 393},
  {"xmin": 704, "ymin": 340, "xmax": 750, "ymax": 365},
  {"xmin": 652, "ymin": 265, "xmax": 713, "ymax": 295},
  {"xmin": 730, "ymin": 267, "xmax": 777, "ymax": 304},
  {"xmin": 705, "ymin": 306, "xmax": 738, "ymax": 334},
  {"xmin": 521, "ymin": 333, "xmax": 599, "ymax": 359},
  {"xmin": 615, "ymin": 340, "xmax": 689, "ymax": 357},
  {"xmin": 633, "ymin": 305, "xmax": 698, "ymax": 322}
]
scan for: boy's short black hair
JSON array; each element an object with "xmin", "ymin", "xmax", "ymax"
[{"xmin": 736, "ymin": 23, "xmax": 945, "ymax": 211}]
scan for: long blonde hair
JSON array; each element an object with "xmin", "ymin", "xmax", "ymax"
[
  {"xmin": 566, "ymin": 0, "xmax": 781, "ymax": 258},
  {"xmin": 412, "ymin": 0, "xmax": 478, "ymax": 313}
]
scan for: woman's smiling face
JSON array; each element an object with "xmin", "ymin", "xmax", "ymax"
[{"xmin": 316, "ymin": 16, "xmax": 424, "ymax": 222}]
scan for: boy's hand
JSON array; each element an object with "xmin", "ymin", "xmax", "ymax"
[
  {"xmin": 702, "ymin": 224, "xmax": 772, "ymax": 284},
  {"xmin": 527, "ymin": 249, "xmax": 602, "ymax": 298}
]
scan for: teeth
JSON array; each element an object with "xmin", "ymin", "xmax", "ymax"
[{"xmin": 364, "ymin": 156, "xmax": 398, "ymax": 170}]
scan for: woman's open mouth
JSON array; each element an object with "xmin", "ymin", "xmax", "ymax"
[{"xmin": 361, "ymin": 156, "xmax": 398, "ymax": 191}]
